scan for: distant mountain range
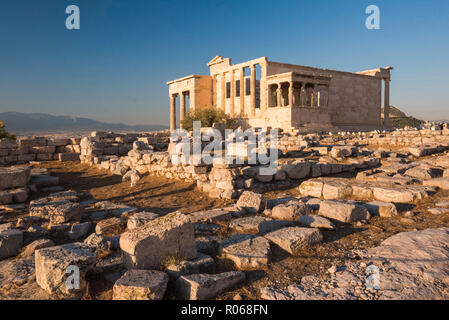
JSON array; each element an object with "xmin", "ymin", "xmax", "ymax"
[{"xmin": 0, "ymin": 112, "xmax": 167, "ymax": 133}]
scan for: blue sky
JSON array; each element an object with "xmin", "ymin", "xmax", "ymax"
[{"xmin": 0, "ymin": 0, "xmax": 448, "ymax": 126}]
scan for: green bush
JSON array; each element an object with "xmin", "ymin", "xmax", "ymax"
[
  {"xmin": 390, "ymin": 117, "xmax": 424, "ymax": 129},
  {"xmin": 181, "ymin": 106, "xmax": 240, "ymax": 131},
  {"xmin": 0, "ymin": 120, "xmax": 16, "ymax": 140}
]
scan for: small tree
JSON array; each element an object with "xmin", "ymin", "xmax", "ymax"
[
  {"xmin": 181, "ymin": 106, "xmax": 240, "ymax": 131},
  {"xmin": 0, "ymin": 120, "xmax": 16, "ymax": 140}
]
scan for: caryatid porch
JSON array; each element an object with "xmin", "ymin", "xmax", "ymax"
[{"xmin": 266, "ymin": 72, "xmax": 331, "ymax": 108}]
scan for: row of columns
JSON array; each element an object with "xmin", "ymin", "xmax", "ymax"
[
  {"xmin": 217, "ymin": 64, "xmax": 257, "ymax": 117},
  {"xmin": 169, "ymin": 91, "xmax": 189, "ymax": 131},
  {"xmin": 270, "ymin": 82, "xmax": 327, "ymax": 108}
]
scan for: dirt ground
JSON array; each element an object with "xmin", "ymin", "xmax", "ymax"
[{"xmin": 29, "ymin": 162, "xmax": 449, "ymax": 300}]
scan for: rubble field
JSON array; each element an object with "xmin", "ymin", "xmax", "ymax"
[{"xmin": 2, "ymin": 127, "xmax": 449, "ymax": 300}]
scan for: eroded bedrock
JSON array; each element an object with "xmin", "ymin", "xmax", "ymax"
[{"xmin": 261, "ymin": 227, "xmax": 449, "ymax": 300}]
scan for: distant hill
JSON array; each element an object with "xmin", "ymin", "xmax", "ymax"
[
  {"xmin": 0, "ymin": 112, "xmax": 167, "ymax": 134},
  {"xmin": 381, "ymin": 106, "xmax": 407, "ymax": 119}
]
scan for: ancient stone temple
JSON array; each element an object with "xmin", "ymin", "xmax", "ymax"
[{"xmin": 167, "ymin": 56, "xmax": 392, "ymax": 132}]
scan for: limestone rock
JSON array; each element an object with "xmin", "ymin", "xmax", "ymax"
[
  {"xmin": 165, "ymin": 252, "xmax": 214, "ymax": 279},
  {"xmin": 298, "ymin": 215, "xmax": 336, "ymax": 230},
  {"xmin": 66, "ymin": 222, "xmax": 92, "ymax": 240},
  {"xmin": 84, "ymin": 233, "xmax": 112, "ymax": 253},
  {"xmin": 95, "ymin": 217, "xmax": 123, "ymax": 236},
  {"xmin": 322, "ymin": 181, "xmax": 352, "ymax": 200},
  {"xmin": 0, "ymin": 166, "xmax": 31, "ymax": 190},
  {"xmin": 176, "ymin": 271, "xmax": 245, "ymax": 300},
  {"xmin": 260, "ymin": 286, "xmax": 291, "ymax": 300},
  {"xmin": 363, "ymin": 201, "xmax": 398, "ymax": 217},
  {"xmin": 298, "ymin": 180, "xmax": 324, "ymax": 198},
  {"xmin": 423, "ymin": 178, "xmax": 449, "ymax": 190},
  {"xmin": 0, "ymin": 229, "xmax": 23, "ymax": 260},
  {"xmin": 282, "ymin": 161, "xmax": 311, "ymax": 180},
  {"xmin": 229, "ymin": 216, "xmax": 293, "ymax": 234},
  {"xmin": 318, "ymin": 200, "xmax": 370, "ymax": 223},
  {"xmin": 428, "ymin": 208, "xmax": 449, "ymax": 215},
  {"xmin": 127, "ymin": 211, "xmax": 159, "ymax": 230},
  {"xmin": 188, "ymin": 208, "xmax": 233, "ymax": 223},
  {"xmin": 264, "ymin": 227, "xmax": 323, "ymax": 255},
  {"xmin": 120, "ymin": 211, "xmax": 197, "ymax": 269},
  {"xmin": 35, "ymin": 243, "xmax": 97, "ymax": 296},
  {"xmin": 29, "ymin": 200, "xmax": 83, "ymax": 224},
  {"xmin": 0, "ymin": 191, "xmax": 13, "ymax": 205},
  {"xmin": 271, "ymin": 201, "xmax": 313, "ymax": 220},
  {"xmin": 372, "ymin": 187, "xmax": 416, "ymax": 203},
  {"xmin": 113, "ymin": 269, "xmax": 168, "ymax": 300},
  {"xmin": 220, "ymin": 234, "xmax": 271, "ymax": 269},
  {"xmin": 235, "ymin": 191, "xmax": 266, "ymax": 214},
  {"xmin": 21, "ymin": 239, "xmax": 55, "ymax": 257}
]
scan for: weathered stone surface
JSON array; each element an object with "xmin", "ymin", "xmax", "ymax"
[
  {"xmin": 428, "ymin": 208, "xmax": 449, "ymax": 215},
  {"xmin": 318, "ymin": 200, "xmax": 370, "ymax": 223},
  {"xmin": 35, "ymin": 243, "xmax": 97, "ymax": 296},
  {"xmin": 165, "ymin": 252, "xmax": 214, "ymax": 279},
  {"xmin": 0, "ymin": 229, "xmax": 23, "ymax": 260},
  {"xmin": 282, "ymin": 161, "xmax": 311, "ymax": 180},
  {"xmin": 271, "ymin": 201, "xmax": 313, "ymax": 220},
  {"xmin": 66, "ymin": 222, "xmax": 92, "ymax": 240},
  {"xmin": 350, "ymin": 182, "xmax": 374, "ymax": 201},
  {"xmin": 260, "ymin": 286, "xmax": 291, "ymax": 300},
  {"xmin": 196, "ymin": 236, "xmax": 220, "ymax": 256},
  {"xmin": 21, "ymin": 239, "xmax": 55, "ymax": 257},
  {"xmin": 113, "ymin": 269, "xmax": 168, "ymax": 300},
  {"xmin": 284, "ymin": 228, "xmax": 449, "ymax": 300},
  {"xmin": 298, "ymin": 215, "xmax": 336, "ymax": 230},
  {"xmin": 194, "ymin": 223, "xmax": 222, "ymax": 235},
  {"xmin": 299, "ymin": 180, "xmax": 324, "ymax": 198},
  {"xmin": 0, "ymin": 167, "xmax": 31, "ymax": 190},
  {"xmin": 176, "ymin": 271, "xmax": 245, "ymax": 300},
  {"xmin": 0, "ymin": 257, "xmax": 36, "ymax": 290},
  {"xmin": 264, "ymin": 227, "xmax": 323, "ymax": 255},
  {"xmin": 220, "ymin": 234, "xmax": 271, "ymax": 269},
  {"xmin": 372, "ymin": 187, "xmax": 415, "ymax": 203},
  {"xmin": 404, "ymin": 166, "xmax": 442, "ymax": 180},
  {"xmin": 189, "ymin": 208, "xmax": 233, "ymax": 223},
  {"xmin": 330, "ymin": 146, "xmax": 354, "ymax": 159},
  {"xmin": 235, "ymin": 191, "xmax": 266, "ymax": 214},
  {"xmin": 120, "ymin": 211, "xmax": 197, "ymax": 269},
  {"xmin": 9, "ymin": 188, "xmax": 28, "ymax": 203},
  {"xmin": 363, "ymin": 201, "xmax": 398, "ymax": 217},
  {"xmin": 127, "ymin": 211, "xmax": 159, "ymax": 230},
  {"xmin": 322, "ymin": 181, "xmax": 352, "ymax": 200},
  {"xmin": 0, "ymin": 191, "xmax": 13, "ymax": 205},
  {"xmin": 229, "ymin": 216, "xmax": 293, "ymax": 234},
  {"xmin": 84, "ymin": 233, "xmax": 113, "ymax": 253},
  {"xmin": 95, "ymin": 217, "xmax": 123, "ymax": 236},
  {"xmin": 423, "ymin": 178, "xmax": 449, "ymax": 190},
  {"xmin": 29, "ymin": 200, "xmax": 83, "ymax": 224}
]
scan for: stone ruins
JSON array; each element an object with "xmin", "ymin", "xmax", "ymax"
[
  {"xmin": 167, "ymin": 56, "xmax": 393, "ymax": 132},
  {"xmin": 2, "ymin": 121, "xmax": 449, "ymax": 300}
]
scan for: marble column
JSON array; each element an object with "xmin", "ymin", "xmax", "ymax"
[
  {"xmin": 240, "ymin": 67, "xmax": 245, "ymax": 116},
  {"xmin": 250, "ymin": 65, "xmax": 256, "ymax": 116},
  {"xmin": 384, "ymin": 78, "xmax": 391, "ymax": 127},
  {"xmin": 169, "ymin": 94, "xmax": 176, "ymax": 131},
  {"xmin": 276, "ymin": 84, "xmax": 282, "ymax": 107},
  {"xmin": 179, "ymin": 92, "xmax": 185, "ymax": 128},
  {"xmin": 230, "ymin": 70, "xmax": 235, "ymax": 116},
  {"xmin": 288, "ymin": 81, "xmax": 294, "ymax": 106},
  {"xmin": 300, "ymin": 83, "xmax": 306, "ymax": 106},
  {"xmin": 221, "ymin": 73, "xmax": 226, "ymax": 111}
]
